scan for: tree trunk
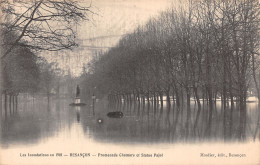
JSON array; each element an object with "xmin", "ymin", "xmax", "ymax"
[
  {"xmin": 153, "ymin": 92, "xmax": 157, "ymax": 108},
  {"xmin": 186, "ymin": 87, "xmax": 191, "ymax": 111},
  {"xmin": 166, "ymin": 90, "xmax": 171, "ymax": 107},
  {"xmin": 229, "ymin": 72, "xmax": 234, "ymax": 138},
  {"xmin": 4, "ymin": 92, "xmax": 7, "ymax": 111},
  {"xmin": 9, "ymin": 95, "xmax": 12, "ymax": 114},
  {"xmin": 0, "ymin": 34, "xmax": 3, "ymax": 117},
  {"xmin": 222, "ymin": 61, "xmax": 227, "ymax": 140},
  {"xmin": 175, "ymin": 87, "xmax": 180, "ymax": 110},
  {"xmin": 47, "ymin": 92, "xmax": 50, "ymax": 105},
  {"xmin": 147, "ymin": 91, "xmax": 150, "ymax": 111},
  {"xmin": 129, "ymin": 93, "xmax": 132, "ymax": 105},
  {"xmin": 252, "ymin": 53, "xmax": 260, "ymax": 109},
  {"xmin": 15, "ymin": 95, "xmax": 18, "ymax": 111},
  {"xmin": 239, "ymin": 80, "xmax": 247, "ymax": 140},
  {"xmin": 159, "ymin": 92, "xmax": 163, "ymax": 108},
  {"xmin": 193, "ymin": 85, "xmax": 201, "ymax": 111},
  {"xmin": 137, "ymin": 91, "xmax": 140, "ymax": 104},
  {"xmin": 12, "ymin": 95, "xmax": 15, "ymax": 113}
]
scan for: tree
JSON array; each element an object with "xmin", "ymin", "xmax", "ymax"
[
  {"xmin": 82, "ymin": 0, "xmax": 260, "ymax": 140},
  {"xmin": 2, "ymin": 43, "xmax": 40, "ymax": 111},
  {"xmin": 0, "ymin": 0, "xmax": 94, "ymax": 113},
  {"xmin": 0, "ymin": 0, "xmax": 94, "ymax": 59},
  {"xmin": 37, "ymin": 59, "xmax": 57, "ymax": 103},
  {"xmin": 2, "ymin": 29, "xmax": 40, "ymax": 94},
  {"xmin": 3, "ymin": 46, "xmax": 40, "ymax": 94}
]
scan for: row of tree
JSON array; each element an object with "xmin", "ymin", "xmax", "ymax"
[
  {"xmin": 0, "ymin": 0, "xmax": 94, "ymax": 112},
  {"xmin": 84, "ymin": 0, "xmax": 260, "ymax": 139},
  {"xmin": 2, "ymin": 47, "xmax": 59, "ymax": 108},
  {"xmin": 1, "ymin": 28, "xmax": 68, "ymax": 107}
]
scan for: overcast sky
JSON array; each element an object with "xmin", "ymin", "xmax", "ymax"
[
  {"xmin": 80, "ymin": 0, "xmax": 173, "ymax": 39},
  {"xmin": 45, "ymin": 0, "xmax": 176, "ymax": 76}
]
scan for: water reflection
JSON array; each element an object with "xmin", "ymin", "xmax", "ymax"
[{"xmin": 1, "ymin": 97, "xmax": 260, "ymax": 148}]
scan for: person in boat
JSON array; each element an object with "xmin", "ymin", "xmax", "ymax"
[{"xmin": 75, "ymin": 85, "xmax": 80, "ymax": 103}]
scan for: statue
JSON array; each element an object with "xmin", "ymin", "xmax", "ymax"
[
  {"xmin": 75, "ymin": 85, "xmax": 80, "ymax": 103},
  {"xmin": 69, "ymin": 85, "xmax": 86, "ymax": 106},
  {"xmin": 76, "ymin": 85, "xmax": 80, "ymax": 98}
]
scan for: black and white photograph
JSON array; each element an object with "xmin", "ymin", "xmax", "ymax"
[{"xmin": 0, "ymin": 0, "xmax": 259, "ymax": 164}]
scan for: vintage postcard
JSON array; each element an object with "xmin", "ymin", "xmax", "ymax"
[{"xmin": 0, "ymin": 0, "xmax": 259, "ymax": 164}]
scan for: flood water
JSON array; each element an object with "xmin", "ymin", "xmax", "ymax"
[
  {"xmin": 1, "ymin": 96, "xmax": 260, "ymax": 165},
  {"xmin": 1, "ymin": 96, "xmax": 259, "ymax": 148}
]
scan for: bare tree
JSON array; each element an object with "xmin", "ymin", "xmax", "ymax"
[{"xmin": 0, "ymin": 0, "xmax": 94, "ymax": 59}]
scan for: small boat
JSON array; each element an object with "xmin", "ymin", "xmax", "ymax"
[
  {"xmin": 69, "ymin": 102, "xmax": 86, "ymax": 106},
  {"xmin": 107, "ymin": 111, "xmax": 123, "ymax": 118}
]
